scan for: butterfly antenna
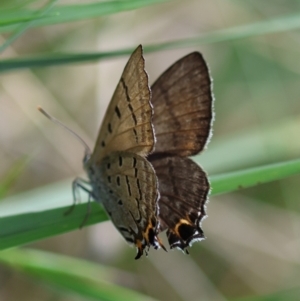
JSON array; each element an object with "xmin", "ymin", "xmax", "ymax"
[{"xmin": 38, "ymin": 106, "xmax": 92, "ymax": 157}]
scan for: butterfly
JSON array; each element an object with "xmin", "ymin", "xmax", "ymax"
[{"xmin": 39, "ymin": 45, "xmax": 213, "ymax": 259}]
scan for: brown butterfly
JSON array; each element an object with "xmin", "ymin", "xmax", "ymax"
[{"xmin": 39, "ymin": 45, "xmax": 213, "ymax": 259}]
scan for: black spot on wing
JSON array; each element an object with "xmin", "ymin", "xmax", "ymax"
[
  {"xmin": 132, "ymin": 157, "xmax": 137, "ymax": 168},
  {"xmin": 115, "ymin": 106, "xmax": 121, "ymax": 118},
  {"xmin": 136, "ymin": 178, "xmax": 142, "ymax": 200},
  {"xmin": 108, "ymin": 123, "xmax": 112, "ymax": 133},
  {"xmin": 126, "ymin": 175, "xmax": 132, "ymax": 196}
]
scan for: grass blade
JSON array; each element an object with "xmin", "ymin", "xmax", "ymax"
[
  {"xmin": 0, "ymin": 248, "xmax": 158, "ymax": 301},
  {"xmin": 0, "ymin": 156, "xmax": 31, "ymax": 199},
  {"xmin": 0, "ymin": 202, "xmax": 108, "ymax": 250},
  {"xmin": 211, "ymin": 158, "xmax": 300, "ymax": 195},
  {"xmin": 0, "ymin": 0, "xmax": 58, "ymax": 53},
  {"xmin": 0, "ymin": 0, "xmax": 168, "ymax": 30},
  {"xmin": 1, "ymin": 158, "xmax": 300, "ymax": 250},
  {"xmin": 2, "ymin": 12, "xmax": 300, "ymax": 72},
  {"xmin": 230, "ymin": 287, "xmax": 300, "ymax": 301}
]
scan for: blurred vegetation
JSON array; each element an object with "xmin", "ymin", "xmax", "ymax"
[{"xmin": 1, "ymin": 1, "xmax": 300, "ymax": 301}]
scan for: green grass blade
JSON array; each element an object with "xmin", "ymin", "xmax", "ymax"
[
  {"xmin": 0, "ymin": 48, "xmax": 134, "ymax": 72},
  {"xmin": 0, "ymin": 156, "xmax": 31, "ymax": 199},
  {"xmin": 2, "ymin": 12, "xmax": 300, "ymax": 72},
  {"xmin": 0, "ymin": 202, "xmax": 108, "ymax": 250},
  {"xmin": 1, "ymin": 158, "xmax": 300, "ymax": 250},
  {"xmin": 211, "ymin": 158, "xmax": 300, "ymax": 195},
  {"xmin": 0, "ymin": 0, "xmax": 58, "ymax": 53},
  {"xmin": 0, "ymin": 248, "xmax": 158, "ymax": 301},
  {"xmin": 0, "ymin": 0, "xmax": 168, "ymax": 30},
  {"xmin": 230, "ymin": 287, "xmax": 300, "ymax": 301}
]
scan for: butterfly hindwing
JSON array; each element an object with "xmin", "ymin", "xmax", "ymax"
[
  {"xmin": 150, "ymin": 156, "xmax": 209, "ymax": 252},
  {"xmin": 87, "ymin": 151, "xmax": 164, "ymax": 259}
]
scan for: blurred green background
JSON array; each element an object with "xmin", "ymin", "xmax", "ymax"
[{"xmin": 1, "ymin": 0, "xmax": 300, "ymax": 300}]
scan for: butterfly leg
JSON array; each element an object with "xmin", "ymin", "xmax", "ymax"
[
  {"xmin": 64, "ymin": 177, "xmax": 88, "ymax": 215},
  {"xmin": 79, "ymin": 192, "xmax": 93, "ymax": 229},
  {"xmin": 64, "ymin": 178, "xmax": 94, "ymax": 228}
]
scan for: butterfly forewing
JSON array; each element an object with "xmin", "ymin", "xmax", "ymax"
[
  {"xmin": 91, "ymin": 45, "xmax": 154, "ymax": 163},
  {"xmin": 150, "ymin": 52, "xmax": 213, "ymax": 157}
]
